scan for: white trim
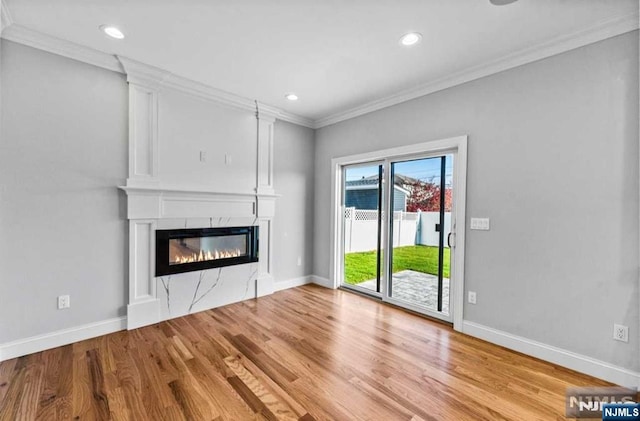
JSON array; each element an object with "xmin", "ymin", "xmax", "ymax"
[
  {"xmin": 118, "ymin": 187, "xmax": 274, "ymax": 222},
  {"xmin": 462, "ymin": 321, "xmax": 640, "ymax": 389},
  {"xmin": 2, "ymin": 24, "xmax": 123, "ymax": 73},
  {"xmin": 0, "ymin": 317, "xmax": 126, "ymax": 362},
  {"xmin": 314, "ymin": 11, "xmax": 640, "ymax": 128},
  {"xmin": 329, "ymin": 162, "xmax": 343, "ymax": 290},
  {"xmin": 118, "ymin": 56, "xmax": 170, "ymax": 88},
  {"xmin": 1, "ymin": 0, "xmax": 14, "ymax": 33},
  {"xmin": 127, "ymin": 83, "xmax": 159, "ymax": 184},
  {"xmin": 274, "ymin": 275, "xmax": 313, "ymax": 292},
  {"xmin": 451, "ymin": 142, "xmax": 467, "ymax": 331},
  {"xmin": 0, "ymin": 26, "xmax": 314, "ymax": 128},
  {"xmin": 330, "ymin": 135, "xmax": 469, "ymax": 166},
  {"xmin": 273, "ymin": 110, "xmax": 315, "ymax": 129},
  {"xmin": 119, "ymin": 184, "xmax": 279, "ymax": 197},
  {"xmin": 385, "ymin": 296, "xmax": 452, "ymax": 323},
  {"xmin": 118, "ymin": 55, "xmax": 315, "ymax": 127},
  {"xmin": 311, "ymin": 275, "xmax": 334, "ymax": 289},
  {"xmin": 330, "ymin": 136, "xmax": 468, "ymax": 331},
  {"xmin": 127, "ymin": 299, "xmax": 160, "ymax": 330},
  {"xmin": 3, "ymin": 13, "xmax": 638, "ymax": 130}
]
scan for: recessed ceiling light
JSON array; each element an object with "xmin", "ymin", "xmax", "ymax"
[
  {"xmin": 489, "ymin": 0, "xmax": 518, "ymax": 5},
  {"xmin": 99, "ymin": 25, "xmax": 125, "ymax": 40},
  {"xmin": 400, "ymin": 32, "xmax": 422, "ymax": 46},
  {"xmin": 285, "ymin": 93, "xmax": 298, "ymax": 101}
]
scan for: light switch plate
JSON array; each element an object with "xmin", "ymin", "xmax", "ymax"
[{"xmin": 470, "ymin": 218, "xmax": 490, "ymax": 230}]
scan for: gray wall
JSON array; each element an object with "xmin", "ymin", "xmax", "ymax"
[
  {"xmin": 273, "ymin": 121, "xmax": 315, "ymax": 282},
  {"xmin": 313, "ymin": 32, "xmax": 639, "ymax": 371},
  {"xmin": 0, "ymin": 40, "xmax": 129, "ymax": 343},
  {"xmin": 0, "ymin": 41, "xmax": 317, "ymax": 344}
]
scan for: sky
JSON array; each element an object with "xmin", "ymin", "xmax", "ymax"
[{"xmin": 345, "ymin": 155, "xmax": 454, "ymax": 186}]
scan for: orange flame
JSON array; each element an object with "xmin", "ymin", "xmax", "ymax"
[{"xmin": 173, "ymin": 248, "xmax": 243, "ymax": 264}]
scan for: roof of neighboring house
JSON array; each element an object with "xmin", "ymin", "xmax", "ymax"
[
  {"xmin": 345, "ymin": 174, "xmax": 418, "ymax": 194},
  {"xmin": 348, "ymin": 173, "xmax": 419, "ymax": 185}
]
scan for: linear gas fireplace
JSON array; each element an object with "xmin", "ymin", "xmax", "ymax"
[{"xmin": 156, "ymin": 226, "xmax": 259, "ymax": 276}]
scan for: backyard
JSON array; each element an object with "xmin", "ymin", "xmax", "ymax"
[{"xmin": 344, "ymin": 245, "xmax": 450, "ymax": 285}]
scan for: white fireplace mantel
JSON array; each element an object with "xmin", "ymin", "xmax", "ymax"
[
  {"xmin": 120, "ymin": 184, "xmax": 277, "ymax": 329},
  {"xmin": 118, "ymin": 57, "xmax": 279, "ymax": 330},
  {"xmin": 119, "ymin": 185, "xmax": 279, "ymax": 220}
]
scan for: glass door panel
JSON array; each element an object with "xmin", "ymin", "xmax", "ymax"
[
  {"xmin": 341, "ymin": 163, "xmax": 384, "ymax": 294},
  {"xmin": 388, "ymin": 155, "xmax": 453, "ymax": 316}
]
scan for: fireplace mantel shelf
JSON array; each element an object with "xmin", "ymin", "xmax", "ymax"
[
  {"xmin": 118, "ymin": 185, "xmax": 280, "ymax": 198},
  {"xmin": 119, "ymin": 184, "xmax": 278, "ymax": 221}
]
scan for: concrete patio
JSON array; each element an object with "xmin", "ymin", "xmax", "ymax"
[{"xmin": 356, "ymin": 270, "xmax": 450, "ymax": 314}]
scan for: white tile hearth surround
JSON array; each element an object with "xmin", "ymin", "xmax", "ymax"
[
  {"xmin": 154, "ymin": 217, "xmax": 261, "ymax": 322},
  {"xmin": 118, "ymin": 56, "xmax": 278, "ymax": 329}
]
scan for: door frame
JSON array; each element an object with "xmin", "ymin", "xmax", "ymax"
[{"xmin": 330, "ymin": 135, "xmax": 468, "ymax": 331}]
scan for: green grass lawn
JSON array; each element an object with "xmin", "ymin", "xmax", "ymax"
[{"xmin": 344, "ymin": 245, "xmax": 450, "ymax": 285}]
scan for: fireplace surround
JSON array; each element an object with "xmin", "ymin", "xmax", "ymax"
[
  {"xmin": 156, "ymin": 226, "xmax": 259, "ymax": 276},
  {"xmin": 119, "ymin": 56, "xmax": 277, "ymax": 329}
]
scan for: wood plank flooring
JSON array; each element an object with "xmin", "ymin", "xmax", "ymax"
[{"xmin": 0, "ymin": 284, "xmax": 613, "ymax": 420}]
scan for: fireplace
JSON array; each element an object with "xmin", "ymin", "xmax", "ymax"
[{"xmin": 156, "ymin": 226, "xmax": 259, "ymax": 276}]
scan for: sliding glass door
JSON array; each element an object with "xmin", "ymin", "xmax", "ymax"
[
  {"xmin": 341, "ymin": 163, "xmax": 384, "ymax": 295},
  {"xmin": 387, "ymin": 155, "xmax": 453, "ymax": 317},
  {"xmin": 339, "ymin": 152, "xmax": 456, "ymax": 322}
]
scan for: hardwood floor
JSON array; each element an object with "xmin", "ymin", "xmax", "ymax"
[{"xmin": 0, "ymin": 284, "xmax": 612, "ymax": 420}]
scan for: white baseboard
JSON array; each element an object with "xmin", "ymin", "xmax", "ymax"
[
  {"xmin": 0, "ymin": 316, "xmax": 127, "ymax": 362},
  {"xmin": 256, "ymin": 274, "xmax": 276, "ymax": 297},
  {"xmin": 0, "ymin": 277, "xmax": 318, "ymax": 362},
  {"xmin": 310, "ymin": 275, "xmax": 334, "ymax": 289},
  {"xmin": 462, "ymin": 321, "xmax": 640, "ymax": 389},
  {"xmin": 274, "ymin": 275, "xmax": 313, "ymax": 291},
  {"xmin": 127, "ymin": 299, "xmax": 161, "ymax": 330}
]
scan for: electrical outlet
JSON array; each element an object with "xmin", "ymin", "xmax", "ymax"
[
  {"xmin": 613, "ymin": 324, "xmax": 628, "ymax": 342},
  {"xmin": 58, "ymin": 295, "xmax": 70, "ymax": 309},
  {"xmin": 297, "ymin": 257, "xmax": 302, "ymax": 266},
  {"xmin": 468, "ymin": 291, "xmax": 477, "ymax": 304},
  {"xmin": 199, "ymin": 151, "xmax": 207, "ymax": 162}
]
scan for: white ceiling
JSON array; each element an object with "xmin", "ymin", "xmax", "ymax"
[{"xmin": 2, "ymin": 0, "xmax": 638, "ymax": 126}]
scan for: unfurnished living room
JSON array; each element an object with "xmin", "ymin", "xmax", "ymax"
[{"xmin": 0, "ymin": 1, "xmax": 639, "ymax": 420}]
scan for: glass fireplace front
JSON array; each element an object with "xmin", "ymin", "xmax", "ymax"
[{"xmin": 156, "ymin": 226, "xmax": 258, "ymax": 276}]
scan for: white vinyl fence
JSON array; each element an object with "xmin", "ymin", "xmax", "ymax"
[
  {"xmin": 418, "ymin": 211, "xmax": 452, "ymax": 247},
  {"xmin": 343, "ymin": 208, "xmax": 451, "ymax": 253}
]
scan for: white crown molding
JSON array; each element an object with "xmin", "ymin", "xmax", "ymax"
[
  {"xmin": 0, "ymin": 25, "xmax": 314, "ymax": 128},
  {"xmin": 314, "ymin": 10, "xmax": 640, "ymax": 128},
  {"xmin": 118, "ymin": 56, "xmax": 170, "ymax": 88},
  {"xmin": 118, "ymin": 55, "xmax": 257, "ymax": 114},
  {"xmin": 162, "ymin": 74, "xmax": 313, "ymax": 126},
  {"xmin": 2, "ymin": 10, "xmax": 636, "ymax": 130},
  {"xmin": 118, "ymin": 56, "xmax": 315, "ymax": 127},
  {"xmin": 1, "ymin": 0, "xmax": 14, "ymax": 33},
  {"xmin": 1, "ymin": 24, "xmax": 123, "ymax": 73},
  {"xmin": 274, "ymin": 109, "xmax": 315, "ymax": 128}
]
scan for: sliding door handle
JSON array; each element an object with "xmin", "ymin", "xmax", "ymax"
[{"xmin": 447, "ymin": 232, "xmax": 454, "ymax": 248}]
